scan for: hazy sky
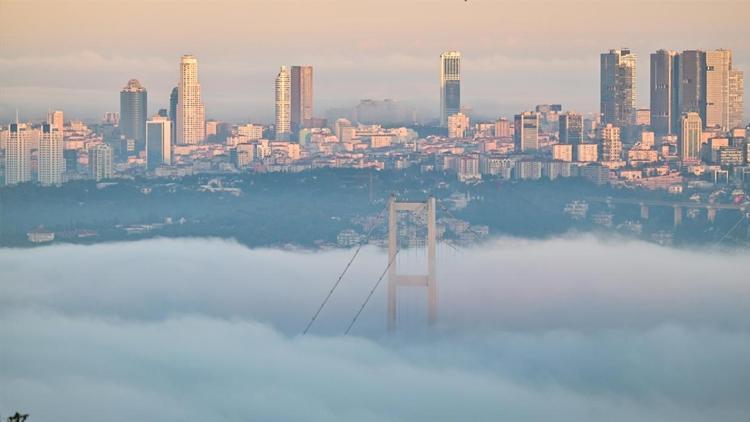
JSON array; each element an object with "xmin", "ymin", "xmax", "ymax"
[
  {"xmin": 1, "ymin": 236, "xmax": 749, "ymax": 420},
  {"xmin": 1, "ymin": 0, "xmax": 749, "ymax": 123}
]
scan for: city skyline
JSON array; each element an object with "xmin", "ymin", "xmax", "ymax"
[{"xmin": 1, "ymin": 0, "xmax": 749, "ymax": 123}]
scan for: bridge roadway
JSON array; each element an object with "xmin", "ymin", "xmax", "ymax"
[
  {"xmin": 587, "ymin": 197, "xmax": 748, "ymax": 226},
  {"xmin": 587, "ymin": 197, "xmax": 747, "ymax": 210}
]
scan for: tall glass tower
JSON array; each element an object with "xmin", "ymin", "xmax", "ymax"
[
  {"xmin": 650, "ymin": 49, "xmax": 680, "ymax": 137},
  {"xmin": 290, "ymin": 65, "xmax": 313, "ymax": 134},
  {"xmin": 120, "ymin": 79, "xmax": 147, "ymax": 149},
  {"xmin": 600, "ymin": 48, "xmax": 636, "ymax": 129},
  {"xmin": 440, "ymin": 51, "xmax": 461, "ymax": 127}
]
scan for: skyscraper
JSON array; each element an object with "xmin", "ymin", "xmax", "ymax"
[
  {"xmin": 440, "ymin": 51, "xmax": 461, "ymax": 127},
  {"xmin": 678, "ymin": 50, "xmax": 706, "ymax": 120},
  {"xmin": 50, "ymin": 110, "xmax": 64, "ymax": 132},
  {"xmin": 679, "ymin": 112, "xmax": 702, "ymax": 162},
  {"xmin": 729, "ymin": 69, "xmax": 744, "ymax": 130},
  {"xmin": 4, "ymin": 121, "xmax": 31, "ymax": 186},
  {"xmin": 146, "ymin": 116, "xmax": 172, "ymax": 170},
  {"xmin": 650, "ymin": 49, "xmax": 680, "ymax": 137},
  {"xmin": 601, "ymin": 48, "xmax": 636, "ymax": 128},
  {"xmin": 89, "ymin": 144, "xmax": 113, "ymax": 181},
  {"xmin": 177, "ymin": 55, "xmax": 206, "ymax": 145},
  {"xmin": 599, "ymin": 123, "xmax": 622, "ymax": 162},
  {"xmin": 705, "ymin": 49, "xmax": 732, "ymax": 131},
  {"xmin": 290, "ymin": 65, "xmax": 313, "ymax": 133},
  {"xmin": 120, "ymin": 79, "xmax": 147, "ymax": 149},
  {"xmin": 38, "ymin": 123, "xmax": 64, "ymax": 186},
  {"xmin": 169, "ymin": 86, "xmax": 178, "ymax": 145},
  {"xmin": 514, "ymin": 112, "xmax": 539, "ymax": 152},
  {"xmin": 275, "ymin": 66, "xmax": 291, "ymax": 141}
]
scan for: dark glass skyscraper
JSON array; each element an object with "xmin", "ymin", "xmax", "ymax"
[
  {"xmin": 169, "ymin": 86, "xmax": 178, "ymax": 145},
  {"xmin": 559, "ymin": 112, "xmax": 584, "ymax": 146},
  {"xmin": 290, "ymin": 65, "xmax": 313, "ymax": 134},
  {"xmin": 650, "ymin": 50, "xmax": 680, "ymax": 137},
  {"xmin": 119, "ymin": 79, "xmax": 147, "ymax": 150},
  {"xmin": 440, "ymin": 51, "xmax": 461, "ymax": 127},
  {"xmin": 600, "ymin": 49, "xmax": 636, "ymax": 129},
  {"xmin": 678, "ymin": 50, "xmax": 706, "ymax": 122}
]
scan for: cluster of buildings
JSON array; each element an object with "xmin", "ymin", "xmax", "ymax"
[{"xmin": 1, "ymin": 48, "xmax": 748, "ymax": 190}]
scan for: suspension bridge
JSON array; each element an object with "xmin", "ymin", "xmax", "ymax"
[{"xmin": 303, "ymin": 193, "xmax": 749, "ymax": 336}]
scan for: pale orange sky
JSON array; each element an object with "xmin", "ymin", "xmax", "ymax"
[{"xmin": 1, "ymin": 0, "xmax": 749, "ymax": 122}]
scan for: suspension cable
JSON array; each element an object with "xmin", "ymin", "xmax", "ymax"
[
  {"xmin": 712, "ymin": 213, "xmax": 747, "ymax": 248},
  {"xmin": 302, "ymin": 204, "xmax": 388, "ymax": 335},
  {"xmin": 344, "ymin": 247, "xmax": 400, "ymax": 335}
]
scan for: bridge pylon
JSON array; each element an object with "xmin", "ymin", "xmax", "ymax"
[{"xmin": 387, "ymin": 195, "xmax": 436, "ymax": 332}]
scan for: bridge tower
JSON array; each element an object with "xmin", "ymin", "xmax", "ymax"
[{"xmin": 387, "ymin": 195, "xmax": 436, "ymax": 332}]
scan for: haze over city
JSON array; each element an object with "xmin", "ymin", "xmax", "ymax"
[
  {"xmin": 1, "ymin": 0, "xmax": 749, "ymax": 122},
  {"xmin": 2, "ymin": 1, "xmax": 750, "ymax": 421}
]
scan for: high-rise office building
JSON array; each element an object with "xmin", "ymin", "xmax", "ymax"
[
  {"xmin": 440, "ymin": 51, "xmax": 461, "ymax": 127},
  {"xmin": 559, "ymin": 112, "xmax": 583, "ymax": 145},
  {"xmin": 4, "ymin": 121, "xmax": 31, "ymax": 186},
  {"xmin": 650, "ymin": 49, "xmax": 680, "ymax": 137},
  {"xmin": 169, "ymin": 86, "xmax": 178, "ymax": 144},
  {"xmin": 50, "ymin": 110, "xmax": 64, "ymax": 132},
  {"xmin": 146, "ymin": 116, "xmax": 172, "ymax": 170},
  {"xmin": 560, "ymin": 112, "xmax": 584, "ymax": 161},
  {"xmin": 38, "ymin": 123, "xmax": 64, "ymax": 186},
  {"xmin": 177, "ymin": 55, "xmax": 206, "ymax": 145},
  {"xmin": 678, "ymin": 50, "xmax": 706, "ymax": 121},
  {"xmin": 679, "ymin": 112, "xmax": 702, "ymax": 162},
  {"xmin": 275, "ymin": 66, "xmax": 291, "ymax": 141},
  {"xmin": 601, "ymin": 48, "xmax": 636, "ymax": 128},
  {"xmin": 89, "ymin": 144, "xmax": 113, "ymax": 181},
  {"xmin": 514, "ymin": 112, "xmax": 540, "ymax": 152},
  {"xmin": 705, "ymin": 49, "xmax": 732, "ymax": 131},
  {"xmin": 120, "ymin": 79, "xmax": 147, "ymax": 149},
  {"xmin": 290, "ymin": 65, "xmax": 313, "ymax": 133},
  {"xmin": 729, "ymin": 70, "xmax": 744, "ymax": 129},
  {"xmin": 599, "ymin": 123, "xmax": 622, "ymax": 162}
]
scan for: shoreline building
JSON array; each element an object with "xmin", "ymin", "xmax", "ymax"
[
  {"xmin": 177, "ymin": 55, "xmax": 206, "ymax": 145},
  {"xmin": 601, "ymin": 48, "xmax": 636, "ymax": 129},
  {"xmin": 290, "ymin": 65, "xmax": 313, "ymax": 133},
  {"xmin": 38, "ymin": 123, "xmax": 64, "ymax": 186},
  {"xmin": 650, "ymin": 49, "xmax": 679, "ymax": 137},
  {"xmin": 440, "ymin": 51, "xmax": 461, "ymax": 127},
  {"xmin": 275, "ymin": 66, "xmax": 291, "ymax": 141},
  {"xmin": 120, "ymin": 79, "xmax": 147, "ymax": 151}
]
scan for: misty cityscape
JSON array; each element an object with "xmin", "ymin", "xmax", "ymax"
[{"xmin": 1, "ymin": 1, "xmax": 749, "ymax": 421}]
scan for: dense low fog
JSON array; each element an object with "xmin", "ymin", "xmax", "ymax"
[{"xmin": 1, "ymin": 235, "xmax": 749, "ymax": 420}]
